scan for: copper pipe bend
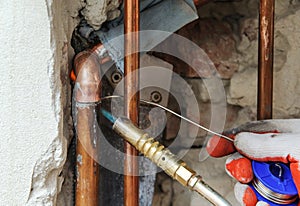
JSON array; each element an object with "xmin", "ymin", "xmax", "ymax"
[{"xmin": 74, "ymin": 44, "xmax": 104, "ymax": 103}]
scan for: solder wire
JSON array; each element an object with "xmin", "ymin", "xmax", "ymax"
[
  {"xmin": 101, "ymin": 95, "xmax": 234, "ymax": 142},
  {"xmin": 252, "ymin": 177, "xmax": 298, "ymax": 204}
]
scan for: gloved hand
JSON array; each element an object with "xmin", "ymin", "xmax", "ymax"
[{"xmin": 206, "ymin": 119, "xmax": 300, "ymax": 206}]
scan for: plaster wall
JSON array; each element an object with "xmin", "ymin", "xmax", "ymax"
[{"xmin": 0, "ymin": 0, "xmax": 77, "ymax": 205}]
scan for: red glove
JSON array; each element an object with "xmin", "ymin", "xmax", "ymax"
[{"xmin": 206, "ymin": 119, "xmax": 300, "ymax": 206}]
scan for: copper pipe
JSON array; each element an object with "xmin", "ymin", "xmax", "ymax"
[
  {"xmin": 193, "ymin": 0, "xmax": 212, "ymax": 6},
  {"xmin": 257, "ymin": 0, "xmax": 274, "ymax": 120},
  {"xmin": 76, "ymin": 107, "xmax": 100, "ymax": 206},
  {"xmin": 124, "ymin": 0, "xmax": 140, "ymax": 205},
  {"xmin": 74, "ymin": 44, "xmax": 103, "ymax": 206}
]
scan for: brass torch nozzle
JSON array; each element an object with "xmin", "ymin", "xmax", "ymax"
[{"xmin": 113, "ymin": 117, "xmax": 232, "ymax": 206}]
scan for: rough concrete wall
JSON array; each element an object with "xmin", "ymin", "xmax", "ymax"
[
  {"xmin": 69, "ymin": 0, "xmax": 121, "ymax": 30},
  {"xmin": 183, "ymin": 0, "xmax": 300, "ymax": 121},
  {"xmin": 0, "ymin": 0, "xmax": 78, "ymax": 205},
  {"xmin": 227, "ymin": 0, "xmax": 300, "ymax": 119},
  {"xmin": 152, "ymin": 1, "xmax": 300, "ymax": 205}
]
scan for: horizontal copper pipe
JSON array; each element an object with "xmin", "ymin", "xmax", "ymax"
[
  {"xmin": 74, "ymin": 44, "xmax": 103, "ymax": 206},
  {"xmin": 257, "ymin": 0, "xmax": 274, "ymax": 120},
  {"xmin": 124, "ymin": 0, "xmax": 140, "ymax": 205},
  {"xmin": 193, "ymin": 0, "xmax": 212, "ymax": 6}
]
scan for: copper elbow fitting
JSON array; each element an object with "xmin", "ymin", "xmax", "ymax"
[{"xmin": 74, "ymin": 44, "xmax": 104, "ymax": 103}]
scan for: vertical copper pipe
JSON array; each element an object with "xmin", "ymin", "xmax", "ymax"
[
  {"xmin": 76, "ymin": 107, "xmax": 100, "ymax": 206},
  {"xmin": 124, "ymin": 0, "xmax": 140, "ymax": 205},
  {"xmin": 74, "ymin": 45, "xmax": 102, "ymax": 206},
  {"xmin": 257, "ymin": 0, "xmax": 274, "ymax": 120}
]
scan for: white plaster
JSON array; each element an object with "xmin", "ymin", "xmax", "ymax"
[{"xmin": 0, "ymin": 0, "xmax": 74, "ymax": 205}]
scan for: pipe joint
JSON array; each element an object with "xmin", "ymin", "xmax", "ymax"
[
  {"xmin": 74, "ymin": 45, "xmax": 104, "ymax": 103},
  {"xmin": 74, "ymin": 44, "xmax": 104, "ymax": 205}
]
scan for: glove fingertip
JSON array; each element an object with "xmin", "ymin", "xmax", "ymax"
[
  {"xmin": 234, "ymin": 183, "xmax": 257, "ymax": 206},
  {"xmin": 226, "ymin": 154, "xmax": 253, "ymax": 183},
  {"xmin": 206, "ymin": 135, "xmax": 235, "ymax": 157}
]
